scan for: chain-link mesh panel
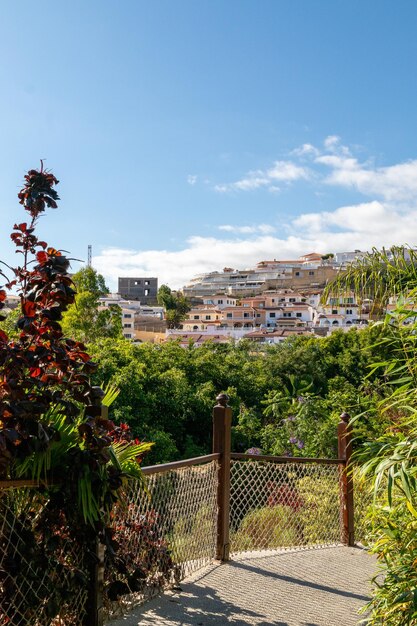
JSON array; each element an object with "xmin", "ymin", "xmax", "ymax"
[
  {"xmin": 230, "ymin": 460, "xmax": 342, "ymax": 554},
  {"xmin": 353, "ymin": 468, "xmax": 375, "ymax": 546},
  {"xmin": 105, "ymin": 460, "xmax": 218, "ymax": 618},
  {"xmin": 0, "ymin": 487, "xmax": 89, "ymax": 626}
]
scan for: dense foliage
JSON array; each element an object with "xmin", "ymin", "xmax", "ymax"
[
  {"xmin": 86, "ymin": 325, "xmax": 392, "ymax": 464},
  {"xmin": 61, "ymin": 267, "xmax": 122, "ymax": 343},
  {"xmin": 157, "ymin": 284, "xmax": 190, "ymax": 328},
  {"xmin": 326, "ymin": 248, "xmax": 417, "ymax": 625}
]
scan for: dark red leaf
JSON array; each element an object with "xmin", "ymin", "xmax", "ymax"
[
  {"xmin": 36, "ymin": 251, "xmax": 48, "ymax": 264},
  {"xmin": 22, "ymin": 300, "xmax": 36, "ymax": 317}
]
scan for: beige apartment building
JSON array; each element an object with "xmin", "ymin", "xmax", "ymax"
[{"xmin": 183, "ymin": 254, "xmax": 340, "ymax": 298}]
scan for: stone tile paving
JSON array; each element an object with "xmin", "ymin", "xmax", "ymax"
[{"xmin": 110, "ymin": 546, "xmax": 376, "ymax": 626}]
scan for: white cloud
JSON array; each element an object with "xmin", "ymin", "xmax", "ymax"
[
  {"xmin": 94, "ymin": 202, "xmax": 417, "ymax": 290},
  {"xmin": 93, "ymin": 136, "xmax": 417, "ymax": 291},
  {"xmin": 291, "ymin": 143, "xmax": 320, "ymax": 158},
  {"xmin": 187, "ymin": 175, "xmax": 198, "ymax": 185},
  {"xmin": 293, "ymin": 200, "xmax": 410, "ymax": 235},
  {"xmin": 321, "ymin": 156, "xmax": 417, "ymax": 203},
  {"xmin": 324, "ymin": 135, "xmax": 341, "ymax": 151},
  {"xmin": 215, "ymin": 160, "xmax": 310, "ymax": 193},
  {"xmin": 219, "ymin": 224, "xmax": 276, "ymax": 234},
  {"xmin": 290, "ymin": 136, "xmax": 417, "ymax": 203}
]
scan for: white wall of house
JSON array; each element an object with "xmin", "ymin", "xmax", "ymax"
[{"xmin": 203, "ymin": 296, "xmax": 237, "ymax": 309}]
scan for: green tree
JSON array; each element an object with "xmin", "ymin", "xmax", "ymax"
[
  {"xmin": 157, "ymin": 284, "xmax": 176, "ymax": 309},
  {"xmin": 72, "ymin": 265, "xmax": 109, "ymax": 296},
  {"xmin": 157, "ymin": 284, "xmax": 190, "ymax": 329},
  {"xmin": 62, "ymin": 267, "xmax": 122, "ymax": 343}
]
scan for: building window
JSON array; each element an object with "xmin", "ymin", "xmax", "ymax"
[
  {"xmin": 271, "ymin": 299, "xmax": 275, "ymax": 303},
  {"xmin": 256, "ymin": 313, "xmax": 261, "ymax": 317},
  {"xmin": 218, "ymin": 299, "xmax": 223, "ymax": 304},
  {"xmin": 193, "ymin": 315, "xmax": 199, "ymax": 319},
  {"xmin": 124, "ymin": 323, "xmax": 132, "ymax": 328},
  {"xmin": 243, "ymin": 312, "xmax": 250, "ymax": 318},
  {"xmin": 226, "ymin": 313, "xmax": 232, "ymax": 318},
  {"xmin": 346, "ymin": 309, "xmax": 353, "ymax": 315},
  {"xmin": 124, "ymin": 313, "xmax": 132, "ymax": 318},
  {"xmin": 144, "ymin": 289, "xmax": 149, "ymax": 296},
  {"xmin": 332, "ymin": 309, "xmax": 338, "ymax": 314},
  {"xmin": 125, "ymin": 334, "xmax": 132, "ymax": 338},
  {"xmin": 309, "ymin": 271, "xmax": 314, "ymax": 275},
  {"xmin": 289, "ymin": 298, "xmax": 295, "ymax": 302},
  {"xmin": 145, "ymin": 280, "xmax": 150, "ymax": 285},
  {"xmin": 295, "ymin": 272, "xmax": 300, "ymax": 276},
  {"xmin": 269, "ymin": 312, "xmax": 276, "ymax": 318},
  {"xmin": 193, "ymin": 325, "xmax": 198, "ymax": 330},
  {"xmin": 205, "ymin": 315, "xmax": 211, "ymax": 320},
  {"xmin": 296, "ymin": 312, "xmax": 302, "ymax": 318},
  {"xmin": 134, "ymin": 281, "xmax": 141, "ymax": 285}
]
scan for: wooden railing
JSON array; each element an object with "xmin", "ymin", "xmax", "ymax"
[{"xmin": 1, "ymin": 397, "xmax": 356, "ymax": 626}]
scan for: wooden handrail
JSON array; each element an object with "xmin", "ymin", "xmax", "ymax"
[
  {"xmin": 141, "ymin": 453, "xmax": 221, "ymax": 475},
  {"xmin": 230, "ymin": 452, "xmax": 345, "ymax": 465}
]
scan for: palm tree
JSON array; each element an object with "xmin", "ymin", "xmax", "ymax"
[
  {"xmin": 323, "ymin": 245, "xmax": 417, "ymax": 318},
  {"xmin": 326, "ymin": 245, "xmax": 417, "ymax": 623}
]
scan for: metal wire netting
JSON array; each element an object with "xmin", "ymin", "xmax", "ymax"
[
  {"xmin": 230, "ymin": 460, "xmax": 343, "ymax": 554},
  {"xmin": 105, "ymin": 460, "xmax": 219, "ymax": 619},
  {"xmin": 0, "ymin": 487, "xmax": 89, "ymax": 626},
  {"xmin": 352, "ymin": 469, "xmax": 373, "ymax": 545}
]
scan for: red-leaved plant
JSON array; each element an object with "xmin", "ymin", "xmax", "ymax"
[
  {"xmin": 0, "ymin": 166, "xmax": 156, "ymax": 624},
  {"xmin": 0, "ymin": 164, "xmax": 108, "ymax": 477}
]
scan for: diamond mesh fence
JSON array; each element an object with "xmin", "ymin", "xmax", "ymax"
[
  {"xmin": 0, "ymin": 485, "xmax": 89, "ymax": 626},
  {"xmin": 105, "ymin": 459, "xmax": 219, "ymax": 619},
  {"xmin": 1, "ymin": 457, "xmax": 373, "ymax": 625},
  {"xmin": 230, "ymin": 459, "xmax": 343, "ymax": 554},
  {"xmin": 353, "ymin": 468, "xmax": 376, "ymax": 546}
]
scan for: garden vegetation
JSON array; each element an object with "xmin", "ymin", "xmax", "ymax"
[{"xmin": 2, "ymin": 166, "xmax": 417, "ymax": 623}]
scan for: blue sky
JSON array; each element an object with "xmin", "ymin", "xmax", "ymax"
[{"xmin": 2, "ymin": 1, "xmax": 417, "ymax": 288}]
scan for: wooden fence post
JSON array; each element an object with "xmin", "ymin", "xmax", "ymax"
[
  {"xmin": 338, "ymin": 412, "xmax": 355, "ymax": 547},
  {"xmin": 212, "ymin": 393, "xmax": 232, "ymax": 562},
  {"xmin": 85, "ymin": 538, "xmax": 105, "ymax": 626},
  {"xmin": 84, "ymin": 395, "xmax": 107, "ymax": 626}
]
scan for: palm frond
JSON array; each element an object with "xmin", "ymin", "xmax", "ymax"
[{"xmin": 102, "ymin": 382, "xmax": 120, "ymax": 407}]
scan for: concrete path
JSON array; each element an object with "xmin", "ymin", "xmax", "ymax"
[{"xmin": 110, "ymin": 546, "xmax": 376, "ymax": 626}]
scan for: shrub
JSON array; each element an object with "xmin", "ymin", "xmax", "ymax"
[
  {"xmin": 232, "ymin": 505, "xmax": 299, "ymax": 551},
  {"xmin": 296, "ymin": 474, "xmax": 340, "ymax": 545}
]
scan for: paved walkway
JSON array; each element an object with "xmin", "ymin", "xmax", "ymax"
[{"xmin": 111, "ymin": 546, "xmax": 376, "ymax": 626}]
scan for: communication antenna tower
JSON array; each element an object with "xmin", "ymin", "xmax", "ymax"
[{"xmin": 87, "ymin": 245, "xmax": 92, "ymax": 267}]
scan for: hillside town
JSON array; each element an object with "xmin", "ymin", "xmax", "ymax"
[{"xmin": 85, "ymin": 250, "xmax": 380, "ymax": 346}]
